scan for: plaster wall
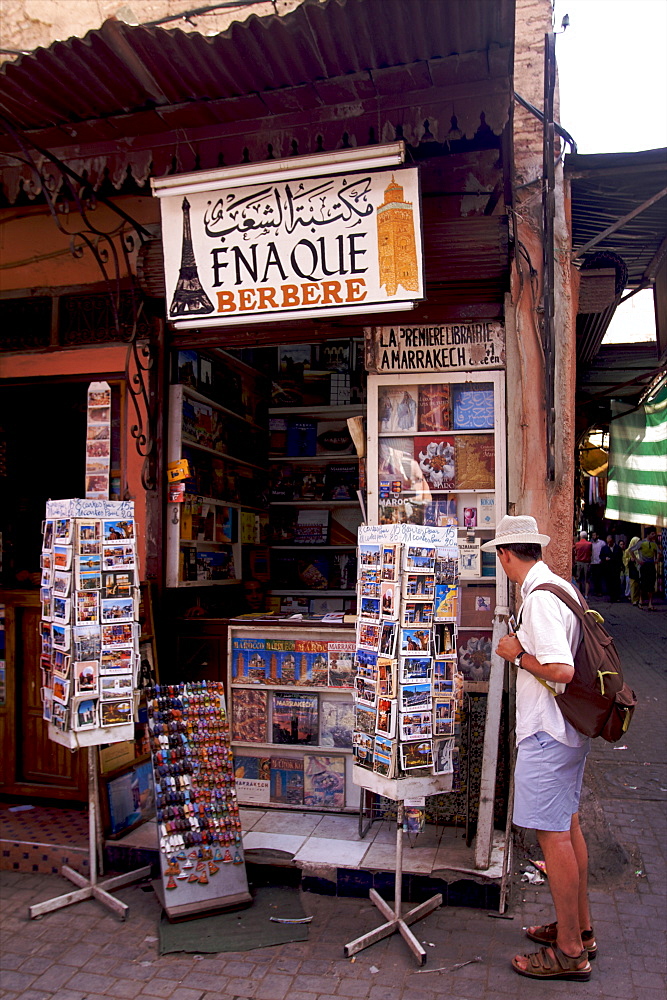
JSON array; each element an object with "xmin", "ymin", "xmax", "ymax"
[{"xmin": 0, "ymin": 0, "xmax": 304, "ymax": 62}]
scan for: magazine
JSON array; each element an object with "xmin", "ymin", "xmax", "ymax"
[
  {"xmin": 320, "ymin": 697, "xmax": 354, "ymax": 748},
  {"xmin": 234, "ymin": 755, "xmax": 271, "ymax": 804},
  {"xmin": 232, "ymin": 689, "xmax": 268, "ymax": 742},
  {"xmin": 272, "ymin": 691, "xmax": 318, "ymax": 745},
  {"xmin": 270, "ymin": 756, "xmax": 304, "ymax": 805},
  {"xmin": 303, "ymin": 754, "xmax": 345, "ymax": 808}
]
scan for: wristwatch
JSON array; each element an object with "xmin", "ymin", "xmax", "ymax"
[{"xmin": 514, "ymin": 650, "xmax": 527, "ymax": 668}]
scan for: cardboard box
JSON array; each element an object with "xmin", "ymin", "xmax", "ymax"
[{"xmin": 99, "ymin": 739, "xmax": 136, "ymax": 773}]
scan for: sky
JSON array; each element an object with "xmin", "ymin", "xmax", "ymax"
[{"xmin": 552, "ymin": 0, "xmax": 666, "ymax": 344}]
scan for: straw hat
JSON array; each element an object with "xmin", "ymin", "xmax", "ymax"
[{"xmin": 480, "ymin": 514, "xmax": 551, "ymax": 551}]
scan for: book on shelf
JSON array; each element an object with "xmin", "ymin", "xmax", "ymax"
[
  {"xmin": 272, "ymin": 691, "xmax": 319, "ymax": 745},
  {"xmin": 478, "ymin": 493, "xmax": 496, "ymax": 528},
  {"xmin": 270, "ymin": 756, "xmax": 304, "ymax": 805},
  {"xmin": 324, "ymin": 463, "xmax": 358, "ymax": 501},
  {"xmin": 231, "ymin": 689, "xmax": 268, "ymax": 742},
  {"xmin": 286, "ymin": 419, "xmax": 318, "ymax": 457},
  {"xmin": 177, "ymin": 350, "xmax": 198, "ymax": 387},
  {"xmin": 455, "ymin": 434, "xmax": 495, "ymax": 490},
  {"xmin": 452, "ymin": 384, "xmax": 494, "ymax": 430},
  {"xmin": 233, "ymin": 755, "xmax": 271, "ymax": 804},
  {"xmin": 319, "ymin": 697, "xmax": 354, "ymax": 748},
  {"xmin": 269, "ymin": 417, "xmax": 288, "ymax": 456},
  {"xmin": 418, "ymin": 384, "xmax": 451, "ymax": 432},
  {"xmin": 413, "ymin": 435, "xmax": 456, "ymax": 491},
  {"xmin": 329, "ymin": 507, "xmax": 362, "ymax": 546},
  {"xmin": 304, "ymin": 754, "xmax": 345, "ymax": 808},
  {"xmin": 316, "ymin": 420, "xmax": 354, "ymax": 456},
  {"xmin": 294, "ymin": 509, "xmax": 329, "ymax": 545}
]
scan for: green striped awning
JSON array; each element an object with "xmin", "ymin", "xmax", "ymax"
[{"xmin": 606, "ymin": 378, "xmax": 667, "ymax": 528}]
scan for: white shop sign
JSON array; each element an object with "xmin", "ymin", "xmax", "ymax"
[
  {"xmin": 366, "ymin": 322, "xmax": 506, "ymax": 373},
  {"xmin": 152, "ymin": 148, "xmax": 424, "ymax": 329}
]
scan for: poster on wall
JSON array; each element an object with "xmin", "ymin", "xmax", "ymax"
[{"xmin": 153, "ymin": 153, "xmax": 424, "ymax": 329}]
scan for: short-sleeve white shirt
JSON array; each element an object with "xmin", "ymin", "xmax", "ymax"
[{"xmin": 515, "ymin": 561, "xmax": 586, "ymax": 748}]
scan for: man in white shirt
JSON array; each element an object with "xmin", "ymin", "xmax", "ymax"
[
  {"xmin": 589, "ymin": 531, "xmax": 605, "ymax": 596},
  {"xmin": 483, "ymin": 515, "xmax": 593, "ymax": 983}
]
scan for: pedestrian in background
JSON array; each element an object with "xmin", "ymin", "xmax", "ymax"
[
  {"xmin": 625, "ymin": 536, "xmax": 641, "ymax": 606},
  {"xmin": 617, "ymin": 539, "xmax": 629, "ymax": 599},
  {"xmin": 600, "ymin": 535, "xmax": 622, "ymax": 602},
  {"xmin": 589, "ymin": 531, "xmax": 604, "ymax": 596},
  {"xmin": 630, "ymin": 530, "xmax": 660, "ymax": 611},
  {"xmin": 573, "ymin": 530, "xmax": 592, "ymax": 599}
]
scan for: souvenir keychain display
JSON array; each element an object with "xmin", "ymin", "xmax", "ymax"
[
  {"xmin": 352, "ymin": 524, "xmax": 460, "ymax": 780},
  {"xmin": 147, "ymin": 680, "xmax": 251, "ymax": 917}
]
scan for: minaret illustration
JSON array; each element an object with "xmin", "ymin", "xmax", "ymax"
[
  {"xmin": 169, "ymin": 197, "xmax": 215, "ymax": 316},
  {"xmin": 376, "ymin": 176, "xmax": 420, "ymax": 296}
]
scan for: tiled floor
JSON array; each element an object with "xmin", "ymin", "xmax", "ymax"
[{"xmin": 0, "ymin": 802, "xmax": 89, "ymax": 875}]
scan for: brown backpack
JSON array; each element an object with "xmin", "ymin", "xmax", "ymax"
[{"xmin": 525, "ymin": 583, "xmax": 637, "ymax": 743}]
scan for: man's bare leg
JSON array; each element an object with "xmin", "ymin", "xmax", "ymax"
[{"xmin": 514, "ymin": 826, "xmax": 588, "ymax": 972}]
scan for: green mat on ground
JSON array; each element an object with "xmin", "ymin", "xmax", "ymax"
[{"xmin": 158, "ymin": 886, "xmax": 310, "ymax": 954}]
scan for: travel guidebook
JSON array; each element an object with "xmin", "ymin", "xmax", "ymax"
[
  {"xmin": 270, "ymin": 756, "xmax": 304, "ymax": 805},
  {"xmin": 303, "ymin": 754, "xmax": 345, "ymax": 808},
  {"xmin": 271, "ymin": 691, "xmax": 318, "ymax": 745},
  {"xmin": 319, "ymin": 697, "xmax": 354, "ymax": 748},
  {"xmin": 234, "ymin": 755, "xmax": 271, "ymax": 804},
  {"xmin": 231, "ymin": 689, "xmax": 268, "ymax": 742}
]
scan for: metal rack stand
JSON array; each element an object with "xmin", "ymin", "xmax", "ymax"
[
  {"xmin": 29, "ymin": 748, "xmax": 151, "ymax": 921},
  {"xmin": 345, "ymin": 802, "xmax": 442, "ymax": 965}
]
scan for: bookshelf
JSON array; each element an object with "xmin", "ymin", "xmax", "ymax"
[{"xmin": 227, "ymin": 622, "xmax": 357, "ymax": 811}]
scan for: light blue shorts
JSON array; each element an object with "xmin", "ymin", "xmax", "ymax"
[{"xmin": 513, "ymin": 731, "xmax": 590, "ymax": 832}]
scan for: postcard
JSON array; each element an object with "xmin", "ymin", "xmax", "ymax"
[
  {"xmin": 103, "ymin": 544, "xmax": 135, "ymax": 570},
  {"xmin": 355, "ymin": 649, "xmax": 377, "ymax": 679},
  {"xmin": 432, "ymin": 657, "xmax": 456, "ymax": 695},
  {"xmin": 358, "ymin": 570, "xmax": 381, "ymax": 598},
  {"xmin": 42, "ymin": 690, "xmax": 53, "ymax": 722},
  {"xmin": 42, "ymin": 520, "xmax": 54, "ymax": 551},
  {"xmin": 71, "ymin": 696, "xmax": 99, "ymax": 730},
  {"xmin": 399, "ymin": 682, "xmax": 431, "ymax": 712},
  {"xmin": 87, "ymin": 439, "xmax": 110, "ymax": 460},
  {"xmin": 53, "ymin": 545, "xmax": 72, "ymax": 570},
  {"xmin": 100, "ymin": 699, "xmax": 133, "ymax": 726},
  {"xmin": 433, "ymin": 696, "xmax": 455, "ymax": 736},
  {"xmin": 399, "ymin": 628, "xmax": 432, "ymax": 655},
  {"xmin": 375, "ymin": 697, "xmax": 396, "ymax": 737},
  {"xmin": 102, "ymin": 569, "xmax": 135, "ymax": 598},
  {"xmin": 378, "ymin": 621, "xmax": 398, "ymax": 658},
  {"xmin": 100, "ymin": 673, "xmax": 133, "ymax": 700},
  {"xmin": 359, "ymin": 596, "xmax": 381, "ymax": 622},
  {"xmin": 52, "ymin": 650, "xmax": 71, "ymax": 679},
  {"xmin": 40, "ymin": 563, "xmax": 52, "ymax": 589},
  {"xmin": 75, "ymin": 591, "xmax": 99, "ymax": 626},
  {"xmin": 433, "ymin": 736, "xmax": 455, "ymax": 774},
  {"xmin": 51, "ymin": 701, "xmax": 69, "ymax": 733},
  {"xmin": 434, "ymin": 584, "xmax": 458, "ymax": 620},
  {"xmin": 74, "ymin": 659, "xmax": 99, "ymax": 695},
  {"xmin": 372, "ymin": 733, "xmax": 395, "ymax": 777},
  {"xmin": 381, "ymin": 544, "xmax": 399, "ymax": 580},
  {"xmin": 76, "ymin": 554, "xmax": 102, "ymax": 591},
  {"xmin": 380, "ymin": 581, "xmax": 399, "ymax": 619},
  {"xmin": 52, "ymin": 596, "xmax": 71, "ymax": 625},
  {"xmin": 403, "ymin": 544, "xmax": 436, "ymax": 573},
  {"xmin": 73, "ymin": 624, "xmax": 101, "ymax": 661},
  {"xmin": 303, "ymin": 754, "xmax": 345, "ymax": 809},
  {"xmin": 76, "ymin": 519, "xmax": 101, "ymax": 551},
  {"xmin": 102, "ymin": 622, "xmax": 136, "ymax": 648},
  {"xmin": 399, "ymin": 656, "xmax": 432, "ymax": 683},
  {"xmin": 423, "ymin": 497, "xmax": 458, "ymax": 527},
  {"xmin": 54, "ymin": 518, "xmax": 73, "ymax": 544},
  {"xmin": 399, "ymin": 709, "xmax": 432, "ymax": 741},
  {"xmin": 354, "ymin": 675, "xmax": 377, "ymax": 708},
  {"xmin": 402, "ymin": 573, "xmax": 436, "ymax": 600},
  {"xmin": 377, "ymin": 657, "xmax": 397, "ymax": 698},
  {"xmin": 357, "ymin": 621, "xmax": 381, "ymax": 652},
  {"xmin": 52, "ymin": 624, "xmax": 71, "ymax": 651},
  {"xmin": 100, "ymin": 646, "xmax": 134, "ymax": 673},
  {"xmin": 52, "ymin": 675, "xmax": 71, "ymax": 706},
  {"xmin": 100, "ymin": 596, "xmax": 134, "ymax": 623},
  {"xmin": 400, "ymin": 601, "xmax": 433, "ymax": 627},
  {"xmin": 359, "ymin": 544, "xmax": 381, "ymax": 569},
  {"xmin": 435, "ymin": 547, "xmax": 459, "ymax": 586},
  {"xmin": 352, "ymin": 730, "xmax": 374, "ymax": 768},
  {"xmin": 103, "ymin": 518, "xmax": 135, "ymax": 542},
  {"xmin": 400, "ymin": 740, "xmax": 433, "ymax": 770},
  {"xmin": 353, "ymin": 702, "xmax": 376, "ymax": 737},
  {"xmin": 434, "ymin": 622, "xmax": 457, "ymax": 656},
  {"xmin": 41, "ymin": 590, "xmax": 52, "ymax": 621},
  {"xmin": 40, "ymin": 621, "xmax": 52, "ymax": 655},
  {"xmin": 52, "ymin": 570, "xmax": 72, "ymax": 597}
]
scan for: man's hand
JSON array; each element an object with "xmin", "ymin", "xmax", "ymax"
[{"xmin": 495, "ymin": 632, "xmax": 523, "ymax": 662}]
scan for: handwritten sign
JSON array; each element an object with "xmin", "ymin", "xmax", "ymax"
[
  {"xmin": 155, "ymin": 167, "xmax": 424, "ymax": 328},
  {"xmin": 366, "ymin": 323, "xmax": 505, "ymax": 372}
]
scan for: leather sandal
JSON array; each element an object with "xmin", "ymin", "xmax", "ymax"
[
  {"xmin": 526, "ymin": 921, "xmax": 597, "ymax": 959},
  {"xmin": 512, "ymin": 944, "xmax": 591, "ymax": 981}
]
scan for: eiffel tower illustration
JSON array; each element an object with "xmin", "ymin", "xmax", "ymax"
[{"xmin": 169, "ymin": 197, "xmax": 215, "ymax": 317}]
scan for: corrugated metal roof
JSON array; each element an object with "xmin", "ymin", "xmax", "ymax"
[{"xmin": 0, "ymin": 0, "xmax": 513, "ymax": 131}]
